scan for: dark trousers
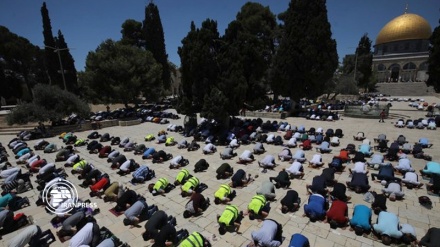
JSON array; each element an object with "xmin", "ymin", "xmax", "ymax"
[
  {"xmin": 8, "ymin": 196, "xmax": 27, "ymax": 211},
  {"xmin": 269, "ymin": 177, "xmax": 291, "ymax": 188},
  {"xmin": 371, "ymin": 173, "xmax": 401, "ymax": 182}
]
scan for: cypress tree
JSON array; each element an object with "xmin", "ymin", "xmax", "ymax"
[
  {"xmin": 143, "ymin": 2, "xmax": 170, "ymax": 90},
  {"xmin": 55, "ymin": 30, "xmax": 78, "ymax": 93},
  {"xmin": 41, "ymin": 2, "xmax": 62, "ymax": 89},
  {"xmin": 355, "ymin": 34, "xmax": 373, "ymax": 91}
]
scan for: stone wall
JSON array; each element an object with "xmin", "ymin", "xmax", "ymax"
[{"xmin": 245, "ymin": 111, "xmax": 286, "ymax": 119}]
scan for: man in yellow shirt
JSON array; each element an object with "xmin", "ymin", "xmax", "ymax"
[{"xmin": 217, "ymin": 205, "xmax": 243, "ymax": 235}]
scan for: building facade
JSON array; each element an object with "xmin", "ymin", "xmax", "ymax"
[{"xmin": 372, "ymin": 11, "xmax": 432, "ymax": 83}]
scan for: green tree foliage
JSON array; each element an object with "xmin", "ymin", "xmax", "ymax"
[
  {"xmin": 41, "ymin": 2, "xmax": 61, "ymax": 88},
  {"xmin": 55, "ymin": 30, "xmax": 78, "ymax": 93},
  {"xmin": 121, "ymin": 19, "xmax": 143, "ymax": 47},
  {"xmin": 6, "ymin": 84, "xmax": 90, "ymax": 125},
  {"xmin": 143, "ymin": 3, "xmax": 171, "ymax": 90},
  {"xmin": 334, "ymin": 74, "xmax": 359, "ymax": 95},
  {"xmin": 355, "ymin": 33, "xmax": 373, "ymax": 91},
  {"xmin": 201, "ymin": 87, "xmax": 228, "ymax": 122},
  {"xmin": 220, "ymin": 2, "xmax": 276, "ymax": 114},
  {"xmin": 0, "ymin": 26, "xmax": 47, "ymax": 102},
  {"xmin": 177, "ymin": 19, "xmax": 222, "ymax": 114},
  {"xmin": 271, "ymin": 0, "xmax": 338, "ymax": 101},
  {"xmin": 427, "ymin": 19, "xmax": 440, "ymax": 92},
  {"xmin": 79, "ymin": 39, "xmax": 162, "ymax": 105},
  {"xmin": 342, "ymin": 54, "xmax": 355, "ymax": 75}
]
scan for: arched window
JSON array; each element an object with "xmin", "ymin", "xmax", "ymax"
[
  {"xmin": 388, "ymin": 64, "xmax": 400, "ymax": 71},
  {"xmin": 377, "ymin": 64, "xmax": 386, "ymax": 71},
  {"xmin": 419, "ymin": 62, "xmax": 429, "ymax": 71},
  {"xmin": 403, "ymin": 62, "xmax": 416, "ymax": 70}
]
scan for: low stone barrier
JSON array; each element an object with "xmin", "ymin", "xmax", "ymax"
[
  {"xmin": 119, "ymin": 119, "xmax": 142, "ymax": 127},
  {"xmin": 245, "ymin": 111, "xmax": 286, "ymax": 119},
  {"xmin": 47, "ymin": 119, "xmax": 119, "ymax": 136}
]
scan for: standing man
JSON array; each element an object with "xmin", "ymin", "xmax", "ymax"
[{"xmin": 379, "ymin": 109, "xmax": 386, "ymax": 123}]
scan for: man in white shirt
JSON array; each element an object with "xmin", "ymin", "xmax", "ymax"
[
  {"xmin": 278, "ymin": 148, "xmax": 292, "ymax": 161},
  {"xmin": 286, "ymin": 161, "xmax": 304, "ymax": 179},
  {"xmin": 239, "ymin": 150, "xmax": 254, "ymax": 164},
  {"xmin": 258, "ymin": 155, "xmax": 277, "ymax": 169},
  {"xmin": 382, "ymin": 182, "xmax": 405, "ymax": 201},
  {"xmin": 330, "ymin": 136, "xmax": 340, "ymax": 147},
  {"xmin": 202, "ymin": 143, "xmax": 216, "ymax": 154},
  {"xmin": 69, "ymin": 222, "xmax": 100, "ymax": 247},
  {"xmin": 286, "ymin": 138, "xmax": 297, "ymax": 148},
  {"xmin": 401, "ymin": 172, "xmax": 423, "ymax": 189},
  {"xmin": 308, "ymin": 154, "xmax": 323, "ymax": 168},
  {"xmin": 349, "ymin": 161, "xmax": 369, "ymax": 175},
  {"xmin": 394, "ymin": 154, "xmax": 414, "ymax": 173},
  {"xmin": 266, "ymin": 134, "xmax": 275, "ymax": 144},
  {"xmin": 169, "ymin": 156, "xmax": 186, "ymax": 169},
  {"xmin": 229, "ymin": 138, "xmax": 240, "ymax": 149},
  {"xmin": 253, "ymin": 142, "xmax": 265, "ymax": 154}
]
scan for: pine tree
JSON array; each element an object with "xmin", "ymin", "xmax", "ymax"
[
  {"xmin": 271, "ymin": 0, "xmax": 338, "ymax": 101},
  {"xmin": 41, "ymin": 2, "xmax": 62, "ymax": 89},
  {"xmin": 427, "ymin": 19, "xmax": 440, "ymax": 92},
  {"xmin": 55, "ymin": 30, "xmax": 78, "ymax": 93},
  {"xmin": 143, "ymin": 2, "xmax": 170, "ymax": 90}
]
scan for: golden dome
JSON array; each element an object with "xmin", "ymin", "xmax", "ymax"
[{"xmin": 376, "ymin": 13, "xmax": 432, "ymax": 45}]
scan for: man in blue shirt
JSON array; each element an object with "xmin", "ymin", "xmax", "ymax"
[
  {"xmin": 316, "ymin": 141, "xmax": 332, "ymax": 154},
  {"xmin": 131, "ymin": 165, "xmax": 155, "ymax": 184},
  {"xmin": 371, "ymin": 163, "xmax": 401, "ymax": 182},
  {"xmin": 350, "ymin": 204, "xmax": 372, "ymax": 236},
  {"xmin": 359, "ymin": 144, "xmax": 373, "ymax": 157},
  {"xmin": 289, "ymin": 233, "xmax": 309, "ymax": 247},
  {"xmin": 303, "ymin": 193, "xmax": 327, "ymax": 222},
  {"xmin": 418, "ymin": 138, "xmax": 431, "ymax": 148},
  {"xmin": 373, "ymin": 211, "xmax": 403, "ymax": 245}
]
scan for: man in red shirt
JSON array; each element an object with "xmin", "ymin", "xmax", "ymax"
[
  {"xmin": 325, "ymin": 200, "xmax": 349, "ymax": 229},
  {"xmin": 28, "ymin": 159, "xmax": 47, "ymax": 173},
  {"xmin": 300, "ymin": 139, "xmax": 312, "ymax": 151}
]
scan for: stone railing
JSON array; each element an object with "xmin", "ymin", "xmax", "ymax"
[{"xmin": 245, "ymin": 111, "xmax": 287, "ymax": 119}]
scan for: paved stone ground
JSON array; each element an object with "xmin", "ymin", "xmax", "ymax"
[{"xmin": 0, "ymin": 97, "xmax": 439, "ymax": 247}]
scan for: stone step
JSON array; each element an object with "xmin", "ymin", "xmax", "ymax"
[{"xmin": 375, "ymin": 82, "xmax": 435, "ymax": 96}]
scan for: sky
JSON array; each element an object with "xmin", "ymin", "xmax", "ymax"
[{"xmin": 0, "ymin": 0, "xmax": 439, "ymax": 71}]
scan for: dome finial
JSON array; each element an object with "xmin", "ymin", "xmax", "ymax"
[{"xmin": 404, "ymin": 3, "xmax": 409, "ymax": 14}]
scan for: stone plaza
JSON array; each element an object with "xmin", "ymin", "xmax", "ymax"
[{"xmin": 0, "ymin": 97, "xmax": 439, "ymax": 247}]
